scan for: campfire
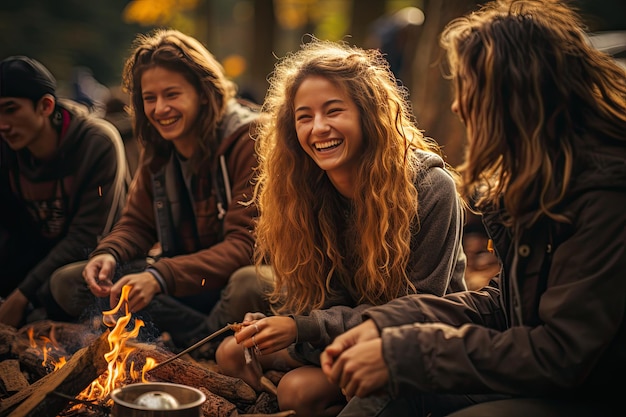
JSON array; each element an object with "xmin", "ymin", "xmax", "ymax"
[{"xmin": 0, "ymin": 286, "xmax": 289, "ymax": 417}]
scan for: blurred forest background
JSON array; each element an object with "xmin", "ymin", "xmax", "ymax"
[{"xmin": 1, "ymin": 0, "xmax": 624, "ymax": 167}]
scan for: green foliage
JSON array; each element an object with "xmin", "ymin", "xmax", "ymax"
[{"xmin": 0, "ymin": 0, "xmax": 150, "ymax": 89}]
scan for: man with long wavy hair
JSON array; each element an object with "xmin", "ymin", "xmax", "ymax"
[{"xmin": 320, "ymin": 1, "xmax": 626, "ymax": 416}]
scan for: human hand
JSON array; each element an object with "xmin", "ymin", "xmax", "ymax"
[
  {"xmin": 329, "ymin": 338, "xmax": 388, "ymax": 399},
  {"xmin": 234, "ymin": 316, "xmax": 297, "ymax": 355},
  {"xmin": 321, "ymin": 319, "xmax": 387, "ymax": 398},
  {"xmin": 109, "ymin": 271, "xmax": 160, "ymax": 312},
  {"xmin": 243, "ymin": 311, "xmax": 267, "ymax": 322},
  {"xmin": 83, "ymin": 253, "xmax": 117, "ymax": 297},
  {"xmin": 0, "ymin": 289, "xmax": 28, "ymax": 328}
]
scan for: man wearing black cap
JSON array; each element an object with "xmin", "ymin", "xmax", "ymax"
[{"xmin": 0, "ymin": 56, "xmax": 129, "ymax": 327}]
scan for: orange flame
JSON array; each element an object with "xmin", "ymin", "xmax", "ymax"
[
  {"xmin": 77, "ymin": 284, "xmax": 156, "ymax": 402},
  {"xmin": 26, "ymin": 324, "xmax": 65, "ymax": 370},
  {"xmin": 33, "ymin": 284, "xmax": 160, "ymax": 406}
]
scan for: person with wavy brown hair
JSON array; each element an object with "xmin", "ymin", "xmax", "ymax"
[
  {"xmin": 50, "ymin": 29, "xmax": 266, "ymax": 354},
  {"xmin": 215, "ymin": 37, "xmax": 466, "ymax": 417},
  {"xmin": 320, "ymin": 1, "xmax": 626, "ymax": 416}
]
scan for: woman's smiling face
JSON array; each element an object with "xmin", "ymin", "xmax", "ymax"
[
  {"xmin": 141, "ymin": 65, "xmax": 201, "ymax": 157},
  {"xmin": 294, "ymin": 75, "xmax": 363, "ymax": 191}
]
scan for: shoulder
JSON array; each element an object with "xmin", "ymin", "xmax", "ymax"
[
  {"xmin": 68, "ymin": 114, "xmax": 124, "ymax": 152},
  {"xmin": 413, "ymin": 150, "xmax": 457, "ymax": 194},
  {"xmin": 219, "ymin": 99, "xmax": 260, "ymax": 142}
]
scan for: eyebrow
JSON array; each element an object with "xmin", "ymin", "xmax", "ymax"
[
  {"xmin": 295, "ymin": 98, "xmax": 345, "ymax": 113},
  {"xmin": 142, "ymin": 85, "xmax": 183, "ymax": 96},
  {"xmin": 0, "ymin": 99, "xmax": 19, "ymax": 110}
]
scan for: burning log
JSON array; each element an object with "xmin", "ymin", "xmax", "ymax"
[
  {"xmin": 16, "ymin": 320, "xmax": 99, "ymax": 355},
  {"xmin": 1, "ymin": 284, "xmax": 288, "ymax": 417},
  {"xmin": 126, "ymin": 341, "xmax": 257, "ymax": 404},
  {"xmin": 0, "ymin": 331, "xmax": 110, "ymax": 417}
]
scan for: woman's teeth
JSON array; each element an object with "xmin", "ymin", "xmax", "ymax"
[
  {"xmin": 159, "ymin": 117, "xmax": 178, "ymax": 126},
  {"xmin": 315, "ymin": 139, "xmax": 342, "ymax": 150}
]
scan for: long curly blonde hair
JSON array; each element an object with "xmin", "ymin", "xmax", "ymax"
[
  {"xmin": 441, "ymin": 0, "xmax": 626, "ymax": 226},
  {"xmin": 255, "ymin": 38, "xmax": 445, "ymax": 314}
]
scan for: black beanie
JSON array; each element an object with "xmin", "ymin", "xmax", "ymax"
[{"xmin": 0, "ymin": 55, "xmax": 57, "ymax": 100}]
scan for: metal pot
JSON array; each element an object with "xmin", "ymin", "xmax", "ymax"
[{"xmin": 110, "ymin": 382, "xmax": 206, "ymax": 417}]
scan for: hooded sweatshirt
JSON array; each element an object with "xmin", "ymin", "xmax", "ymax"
[
  {"xmin": 293, "ymin": 150, "xmax": 467, "ymax": 352},
  {"xmin": 0, "ymin": 99, "xmax": 128, "ymax": 301}
]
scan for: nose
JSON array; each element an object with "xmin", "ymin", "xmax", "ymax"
[
  {"xmin": 154, "ymin": 97, "xmax": 170, "ymax": 115},
  {"xmin": 311, "ymin": 114, "xmax": 330, "ymax": 136}
]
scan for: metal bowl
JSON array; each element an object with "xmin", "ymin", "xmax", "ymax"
[{"xmin": 110, "ymin": 382, "xmax": 205, "ymax": 417}]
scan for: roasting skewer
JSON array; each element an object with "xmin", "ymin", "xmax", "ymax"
[{"xmin": 147, "ymin": 323, "xmax": 241, "ymax": 373}]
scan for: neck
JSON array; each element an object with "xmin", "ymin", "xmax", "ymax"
[
  {"xmin": 173, "ymin": 138, "xmax": 197, "ymax": 159},
  {"xmin": 327, "ymin": 171, "xmax": 355, "ymax": 199},
  {"xmin": 28, "ymin": 121, "xmax": 59, "ymax": 161}
]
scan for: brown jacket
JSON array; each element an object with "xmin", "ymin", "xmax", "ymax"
[
  {"xmin": 92, "ymin": 100, "xmax": 259, "ymax": 296},
  {"xmin": 364, "ymin": 142, "xmax": 626, "ymax": 401}
]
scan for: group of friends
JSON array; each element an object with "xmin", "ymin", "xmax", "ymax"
[{"xmin": 1, "ymin": 1, "xmax": 625, "ymax": 416}]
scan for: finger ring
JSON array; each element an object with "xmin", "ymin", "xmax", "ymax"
[
  {"xmin": 254, "ymin": 324, "xmax": 260, "ymax": 333},
  {"xmin": 252, "ymin": 335, "xmax": 261, "ymax": 354}
]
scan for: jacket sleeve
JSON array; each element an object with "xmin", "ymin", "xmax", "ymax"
[
  {"xmin": 371, "ymin": 190, "xmax": 626, "ymax": 397},
  {"xmin": 18, "ymin": 122, "xmax": 127, "ymax": 300},
  {"xmin": 149, "ymin": 130, "xmax": 258, "ymax": 295},
  {"xmin": 294, "ymin": 165, "xmax": 466, "ymax": 347}
]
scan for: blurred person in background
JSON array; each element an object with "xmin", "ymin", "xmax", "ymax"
[
  {"xmin": 321, "ymin": 1, "xmax": 626, "ymax": 416},
  {"xmin": 0, "ymin": 55, "xmax": 128, "ymax": 328},
  {"xmin": 104, "ymin": 88, "xmax": 141, "ymax": 177}
]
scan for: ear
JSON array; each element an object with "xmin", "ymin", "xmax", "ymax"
[{"xmin": 38, "ymin": 94, "xmax": 56, "ymax": 117}]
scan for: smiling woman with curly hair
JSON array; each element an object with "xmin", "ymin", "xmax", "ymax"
[{"xmin": 216, "ymin": 37, "xmax": 466, "ymax": 417}]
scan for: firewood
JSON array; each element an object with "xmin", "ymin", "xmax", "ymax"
[
  {"xmin": 197, "ymin": 386, "xmax": 238, "ymax": 417},
  {"xmin": 0, "ymin": 359, "xmax": 29, "ymax": 393},
  {"xmin": 0, "ymin": 324, "xmax": 17, "ymax": 356},
  {"xmin": 126, "ymin": 341, "xmax": 258, "ymax": 405},
  {"xmin": 0, "ymin": 330, "xmax": 110, "ymax": 417},
  {"xmin": 17, "ymin": 321, "xmax": 100, "ymax": 355},
  {"xmin": 17, "ymin": 347, "xmax": 61, "ymax": 381},
  {"xmin": 242, "ymin": 391, "xmax": 279, "ymax": 415}
]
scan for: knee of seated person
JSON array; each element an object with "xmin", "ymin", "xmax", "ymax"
[
  {"xmin": 277, "ymin": 369, "xmax": 325, "ymax": 412},
  {"xmin": 227, "ymin": 265, "xmax": 269, "ymax": 300},
  {"xmin": 215, "ymin": 336, "xmax": 243, "ymax": 374},
  {"xmin": 49, "ymin": 260, "xmax": 89, "ymax": 317}
]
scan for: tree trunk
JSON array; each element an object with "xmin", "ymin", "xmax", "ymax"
[{"xmin": 410, "ymin": 0, "xmax": 478, "ymax": 168}]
